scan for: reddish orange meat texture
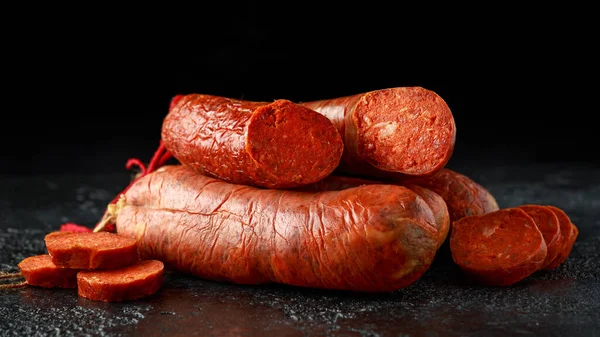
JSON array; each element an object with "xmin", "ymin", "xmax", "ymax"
[
  {"xmin": 115, "ymin": 165, "xmax": 440, "ymax": 292},
  {"xmin": 450, "ymin": 208, "xmax": 547, "ymax": 286}
]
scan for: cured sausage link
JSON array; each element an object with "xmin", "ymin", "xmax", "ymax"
[
  {"xmin": 302, "ymin": 87, "xmax": 456, "ymax": 176},
  {"xmin": 162, "ymin": 94, "xmax": 343, "ymax": 189},
  {"xmin": 115, "ymin": 166, "xmax": 439, "ymax": 293}
]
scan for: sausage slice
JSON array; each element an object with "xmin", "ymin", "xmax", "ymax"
[
  {"xmin": 77, "ymin": 260, "xmax": 164, "ymax": 302},
  {"xmin": 517, "ymin": 205, "xmax": 562, "ymax": 268},
  {"xmin": 450, "ymin": 208, "xmax": 547, "ymax": 286},
  {"xmin": 543, "ymin": 206, "xmax": 579, "ymax": 270},
  {"xmin": 17, "ymin": 254, "xmax": 79, "ymax": 288},
  {"xmin": 45, "ymin": 231, "xmax": 138, "ymax": 270}
]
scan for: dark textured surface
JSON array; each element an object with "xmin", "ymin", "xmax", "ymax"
[{"xmin": 1, "ymin": 161, "xmax": 599, "ymax": 337}]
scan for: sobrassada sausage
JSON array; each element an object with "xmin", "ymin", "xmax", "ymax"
[
  {"xmin": 516, "ymin": 205, "xmax": 562, "ymax": 268},
  {"xmin": 450, "ymin": 208, "xmax": 547, "ymax": 286},
  {"xmin": 543, "ymin": 206, "xmax": 579, "ymax": 270},
  {"xmin": 395, "ymin": 168, "xmax": 500, "ymax": 222},
  {"xmin": 162, "ymin": 94, "xmax": 343, "ymax": 189},
  {"xmin": 297, "ymin": 175, "xmax": 450, "ymax": 249},
  {"xmin": 113, "ymin": 165, "xmax": 439, "ymax": 292},
  {"xmin": 301, "ymin": 87, "xmax": 456, "ymax": 176},
  {"xmin": 45, "ymin": 231, "xmax": 138, "ymax": 269},
  {"xmin": 77, "ymin": 260, "xmax": 164, "ymax": 302},
  {"xmin": 17, "ymin": 254, "xmax": 79, "ymax": 288}
]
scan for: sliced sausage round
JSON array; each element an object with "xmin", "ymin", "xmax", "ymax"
[{"xmin": 450, "ymin": 208, "xmax": 547, "ymax": 286}]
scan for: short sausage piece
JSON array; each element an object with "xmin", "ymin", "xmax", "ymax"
[
  {"xmin": 17, "ymin": 254, "xmax": 79, "ymax": 288},
  {"xmin": 516, "ymin": 205, "xmax": 562, "ymax": 268},
  {"xmin": 114, "ymin": 165, "xmax": 439, "ymax": 293},
  {"xmin": 450, "ymin": 208, "xmax": 547, "ymax": 286},
  {"xmin": 396, "ymin": 168, "xmax": 499, "ymax": 222},
  {"xmin": 77, "ymin": 260, "xmax": 164, "ymax": 302},
  {"xmin": 162, "ymin": 94, "xmax": 344, "ymax": 189},
  {"xmin": 301, "ymin": 87, "xmax": 456, "ymax": 176},
  {"xmin": 297, "ymin": 175, "xmax": 450, "ymax": 249},
  {"xmin": 45, "ymin": 231, "xmax": 138, "ymax": 270},
  {"xmin": 543, "ymin": 206, "xmax": 579, "ymax": 270}
]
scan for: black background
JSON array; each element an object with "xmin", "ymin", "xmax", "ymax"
[{"xmin": 3, "ymin": 5, "xmax": 596, "ymax": 175}]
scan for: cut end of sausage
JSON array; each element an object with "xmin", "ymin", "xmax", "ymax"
[
  {"xmin": 17, "ymin": 254, "xmax": 80, "ymax": 288},
  {"xmin": 77, "ymin": 260, "xmax": 164, "ymax": 302},
  {"xmin": 45, "ymin": 231, "xmax": 139, "ymax": 270},
  {"xmin": 450, "ymin": 208, "xmax": 547, "ymax": 286},
  {"xmin": 247, "ymin": 99, "xmax": 343, "ymax": 188},
  {"xmin": 353, "ymin": 87, "xmax": 456, "ymax": 175}
]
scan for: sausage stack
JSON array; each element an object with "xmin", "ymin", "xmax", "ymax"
[{"xmin": 17, "ymin": 87, "xmax": 579, "ymax": 293}]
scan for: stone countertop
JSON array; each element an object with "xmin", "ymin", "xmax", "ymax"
[{"xmin": 1, "ymin": 161, "xmax": 599, "ymax": 337}]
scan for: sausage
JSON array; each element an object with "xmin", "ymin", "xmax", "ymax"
[
  {"xmin": 404, "ymin": 184, "xmax": 450, "ymax": 249},
  {"xmin": 44, "ymin": 231, "xmax": 138, "ymax": 269},
  {"xmin": 516, "ymin": 205, "xmax": 562, "ymax": 268},
  {"xmin": 450, "ymin": 208, "xmax": 547, "ymax": 286},
  {"xmin": 543, "ymin": 206, "xmax": 579, "ymax": 270},
  {"xmin": 297, "ymin": 175, "xmax": 449, "ymax": 249},
  {"xmin": 394, "ymin": 168, "xmax": 499, "ymax": 222},
  {"xmin": 17, "ymin": 254, "xmax": 79, "ymax": 288},
  {"xmin": 162, "ymin": 94, "xmax": 343, "ymax": 189},
  {"xmin": 301, "ymin": 87, "xmax": 456, "ymax": 176},
  {"xmin": 113, "ymin": 165, "xmax": 439, "ymax": 292},
  {"xmin": 77, "ymin": 260, "xmax": 164, "ymax": 302}
]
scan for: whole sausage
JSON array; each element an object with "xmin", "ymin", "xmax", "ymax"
[
  {"xmin": 543, "ymin": 206, "xmax": 579, "ymax": 270},
  {"xmin": 516, "ymin": 205, "xmax": 562, "ymax": 268},
  {"xmin": 77, "ymin": 260, "xmax": 164, "ymax": 302},
  {"xmin": 394, "ymin": 168, "xmax": 500, "ymax": 222},
  {"xmin": 45, "ymin": 231, "xmax": 138, "ymax": 269},
  {"xmin": 17, "ymin": 254, "xmax": 79, "ymax": 288},
  {"xmin": 297, "ymin": 175, "xmax": 450, "ymax": 249},
  {"xmin": 301, "ymin": 87, "xmax": 456, "ymax": 176},
  {"xmin": 450, "ymin": 208, "xmax": 547, "ymax": 286},
  {"xmin": 162, "ymin": 94, "xmax": 343, "ymax": 189},
  {"xmin": 113, "ymin": 165, "xmax": 439, "ymax": 292}
]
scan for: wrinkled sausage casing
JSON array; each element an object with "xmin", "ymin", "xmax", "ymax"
[
  {"xmin": 297, "ymin": 175, "xmax": 450, "ymax": 250},
  {"xmin": 397, "ymin": 168, "xmax": 500, "ymax": 222},
  {"xmin": 115, "ymin": 166, "xmax": 439, "ymax": 293},
  {"xmin": 162, "ymin": 94, "xmax": 343, "ymax": 189},
  {"xmin": 302, "ymin": 87, "xmax": 456, "ymax": 176}
]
